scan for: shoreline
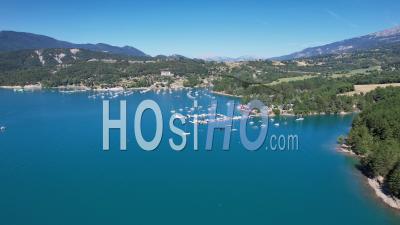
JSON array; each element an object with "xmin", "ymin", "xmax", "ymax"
[
  {"xmin": 0, "ymin": 84, "xmax": 148, "ymax": 92},
  {"xmin": 1, "ymin": 84, "xmax": 194, "ymax": 92},
  {"xmin": 337, "ymin": 144, "xmax": 357, "ymax": 156},
  {"xmin": 0, "ymin": 85, "xmax": 357, "ymax": 116},
  {"xmin": 367, "ymin": 177, "xmax": 400, "ymax": 210},
  {"xmin": 337, "ymin": 144, "xmax": 400, "ymax": 210},
  {"xmin": 210, "ymin": 90, "xmax": 242, "ymax": 98}
]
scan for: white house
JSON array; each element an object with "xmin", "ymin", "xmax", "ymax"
[{"xmin": 161, "ymin": 70, "xmax": 174, "ymax": 76}]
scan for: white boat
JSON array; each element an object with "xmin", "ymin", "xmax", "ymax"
[
  {"xmin": 295, "ymin": 117, "xmax": 304, "ymax": 121},
  {"xmin": 274, "ymin": 123, "xmax": 280, "ymax": 127},
  {"xmin": 0, "ymin": 126, "xmax": 6, "ymax": 132},
  {"xmin": 187, "ymin": 91, "xmax": 196, "ymax": 100},
  {"xmin": 140, "ymin": 88, "xmax": 151, "ymax": 94},
  {"xmin": 175, "ymin": 114, "xmax": 186, "ymax": 119},
  {"xmin": 13, "ymin": 88, "xmax": 24, "ymax": 92},
  {"xmin": 249, "ymin": 121, "xmax": 254, "ymax": 125}
]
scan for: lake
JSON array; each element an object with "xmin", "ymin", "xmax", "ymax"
[{"xmin": 0, "ymin": 88, "xmax": 400, "ymax": 225}]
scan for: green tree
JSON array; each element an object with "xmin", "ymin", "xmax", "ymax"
[{"xmin": 387, "ymin": 164, "xmax": 400, "ymax": 198}]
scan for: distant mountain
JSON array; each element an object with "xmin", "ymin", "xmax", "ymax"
[
  {"xmin": 275, "ymin": 26, "xmax": 400, "ymax": 60},
  {"xmin": 0, "ymin": 31, "xmax": 147, "ymax": 57}
]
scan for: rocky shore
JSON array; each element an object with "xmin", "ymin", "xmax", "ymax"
[
  {"xmin": 368, "ymin": 177, "xmax": 400, "ymax": 209},
  {"xmin": 337, "ymin": 144, "xmax": 400, "ymax": 210}
]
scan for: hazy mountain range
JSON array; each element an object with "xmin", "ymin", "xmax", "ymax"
[
  {"xmin": 274, "ymin": 26, "xmax": 400, "ymax": 60},
  {"xmin": 1, "ymin": 26, "xmax": 400, "ymax": 61},
  {"xmin": 0, "ymin": 31, "xmax": 147, "ymax": 57}
]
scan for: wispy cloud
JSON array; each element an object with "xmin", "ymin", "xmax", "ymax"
[
  {"xmin": 326, "ymin": 9, "xmax": 359, "ymax": 29},
  {"xmin": 387, "ymin": 20, "xmax": 399, "ymax": 28}
]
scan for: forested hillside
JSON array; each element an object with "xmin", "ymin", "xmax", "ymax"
[
  {"xmin": 0, "ymin": 48, "xmax": 208, "ymax": 87},
  {"xmin": 347, "ymin": 87, "xmax": 400, "ymax": 197}
]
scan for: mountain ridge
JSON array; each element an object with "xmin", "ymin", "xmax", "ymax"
[
  {"xmin": 274, "ymin": 26, "xmax": 400, "ymax": 60},
  {"xmin": 0, "ymin": 30, "xmax": 148, "ymax": 57}
]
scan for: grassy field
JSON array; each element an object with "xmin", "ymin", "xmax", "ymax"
[
  {"xmin": 340, "ymin": 83, "xmax": 400, "ymax": 96},
  {"xmin": 331, "ymin": 66, "xmax": 381, "ymax": 78},
  {"xmin": 265, "ymin": 74, "xmax": 318, "ymax": 86}
]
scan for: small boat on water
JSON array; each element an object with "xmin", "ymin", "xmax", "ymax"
[
  {"xmin": 274, "ymin": 123, "xmax": 280, "ymax": 127},
  {"xmin": 187, "ymin": 91, "xmax": 196, "ymax": 100},
  {"xmin": 295, "ymin": 117, "xmax": 304, "ymax": 121},
  {"xmin": 0, "ymin": 126, "xmax": 6, "ymax": 132},
  {"xmin": 140, "ymin": 88, "xmax": 151, "ymax": 94},
  {"xmin": 175, "ymin": 114, "xmax": 186, "ymax": 119}
]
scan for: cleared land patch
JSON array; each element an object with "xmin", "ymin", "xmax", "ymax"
[
  {"xmin": 340, "ymin": 83, "xmax": 400, "ymax": 96},
  {"xmin": 266, "ymin": 74, "xmax": 318, "ymax": 86},
  {"xmin": 331, "ymin": 66, "xmax": 381, "ymax": 78}
]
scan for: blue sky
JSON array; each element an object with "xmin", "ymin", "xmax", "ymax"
[{"xmin": 1, "ymin": 0, "xmax": 400, "ymax": 58}]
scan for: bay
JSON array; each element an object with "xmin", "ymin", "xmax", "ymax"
[{"xmin": 0, "ymin": 89, "xmax": 399, "ymax": 225}]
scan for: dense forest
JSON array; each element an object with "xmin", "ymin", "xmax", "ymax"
[{"xmin": 347, "ymin": 87, "xmax": 400, "ymax": 197}]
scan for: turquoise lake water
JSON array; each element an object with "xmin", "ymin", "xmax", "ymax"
[{"xmin": 1, "ymin": 89, "xmax": 400, "ymax": 225}]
